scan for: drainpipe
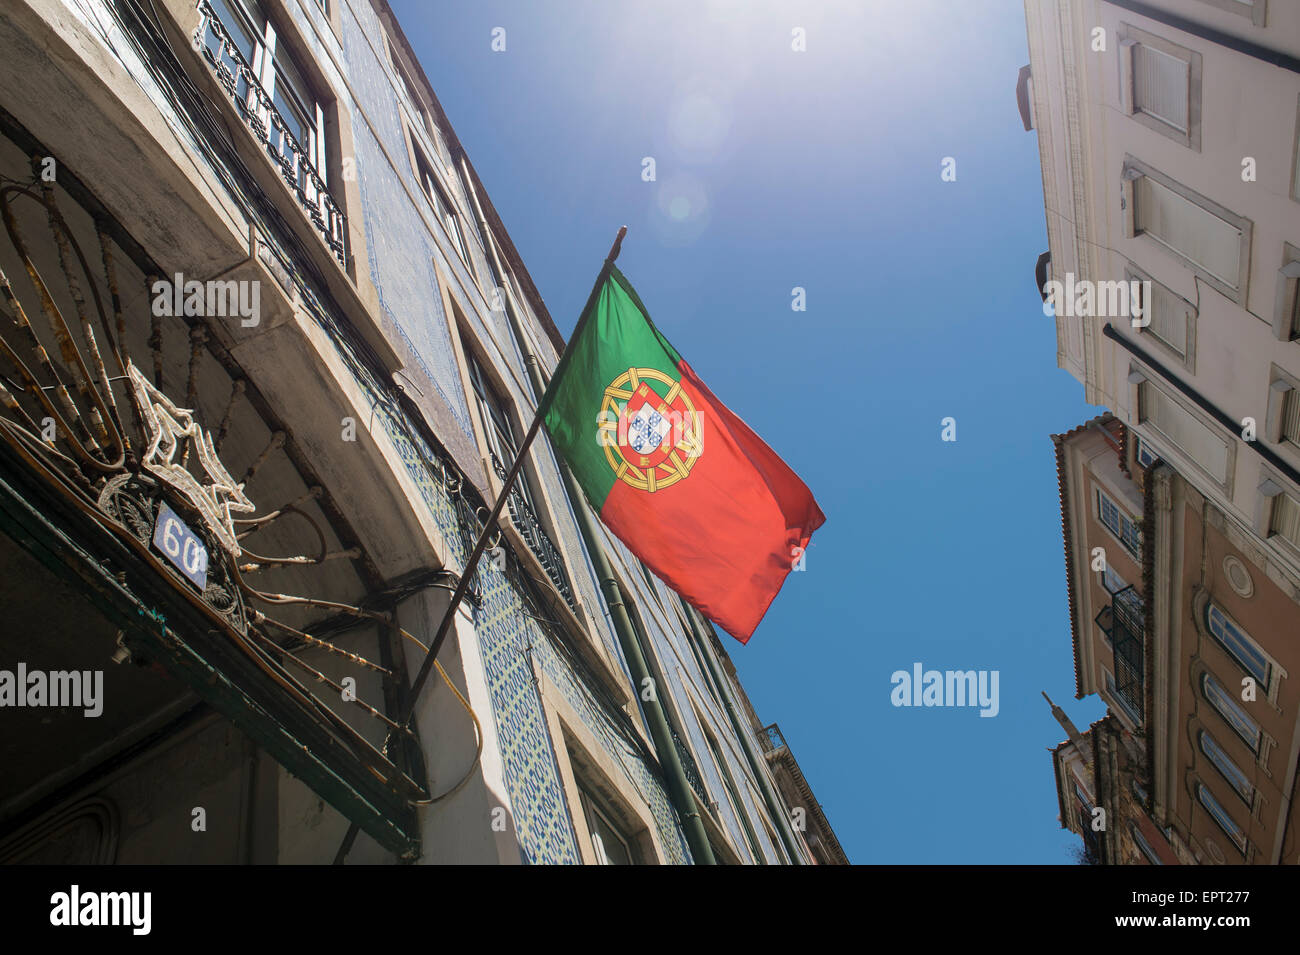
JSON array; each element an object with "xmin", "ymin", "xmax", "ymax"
[
  {"xmin": 682, "ymin": 605, "xmax": 807, "ymax": 864},
  {"xmin": 460, "ymin": 167, "xmax": 715, "ymax": 864}
]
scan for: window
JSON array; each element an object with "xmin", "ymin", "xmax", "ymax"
[
  {"xmin": 1273, "ymin": 243, "xmax": 1300, "ymax": 341},
  {"xmin": 206, "ymin": 0, "xmax": 328, "ymax": 190},
  {"xmin": 1134, "ymin": 434, "xmax": 1160, "ymax": 469},
  {"xmin": 1141, "ymin": 280, "xmax": 1187, "ymax": 356},
  {"xmin": 1129, "ymin": 822, "xmax": 1163, "ymax": 865},
  {"xmin": 1074, "ymin": 782, "xmax": 1101, "ymax": 859},
  {"xmin": 1199, "ymin": 730, "xmax": 1254, "ymax": 804},
  {"xmin": 412, "ymin": 142, "xmax": 470, "ymax": 267},
  {"xmin": 1119, "ymin": 27, "xmax": 1200, "ymax": 148},
  {"xmin": 702, "ymin": 725, "xmax": 764, "ymax": 864},
  {"xmin": 577, "ymin": 786, "xmax": 637, "ymax": 865},
  {"xmin": 1138, "ymin": 382, "xmax": 1230, "ymax": 486},
  {"xmin": 1202, "ymin": 672, "xmax": 1262, "ymax": 754},
  {"xmin": 390, "ymin": 44, "xmax": 452, "ymax": 166},
  {"xmin": 1271, "ymin": 487, "xmax": 1300, "ymax": 548},
  {"xmin": 1128, "ymin": 264, "xmax": 1195, "ymax": 368},
  {"xmin": 1265, "ymin": 366, "xmax": 1300, "ymax": 449},
  {"xmin": 1196, "ymin": 782, "xmax": 1247, "ymax": 854},
  {"xmin": 1123, "ymin": 159, "xmax": 1251, "ymax": 303},
  {"xmin": 1134, "ymin": 45, "xmax": 1188, "ymax": 131},
  {"xmin": 1097, "ymin": 488, "xmax": 1142, "ymax": 559},
  {"xmin": 1205, "ymin": 603, "xmax": 1271, "ymax": 690},
  {"xmin": 1105, "ymin": 668, "xmax": 1142, "ymax": 725},
  {"xmin": 1101, "ymin": 563, "xmax": 1127, "ymax": 595},
  {"xmin": 464, "ymin": 346, "xmax": 537, "ymax": 508}
]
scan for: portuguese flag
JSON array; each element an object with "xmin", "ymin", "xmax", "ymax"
[{"xmin": 539, "ymin": 264, "xmax": 824, "ymax": 643}]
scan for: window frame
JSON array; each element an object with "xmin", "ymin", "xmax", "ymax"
[
  {"xmin": 460, "ymin": 340, "xmax": 540, "ymax": 512},
  {"xmin": 1128, "ymin": 821, "xmax": 1164, "ymax": 864},
  {"xmin": 1104, "ymin": 667, "xmax": 1143, "ymax": 728},
  {"xmin": 1125, "ymin": 261, "xmax": 1196, "ymax": 372},
  {"xmin": 1133, "ymin": 433, "xmax": 1160, "ymax": 470},
  {"xmin": 1270, "ymin": 485, "xmax": 1300, "ymax": 550},
  {"xmin": 1101, "ymin": 562, "xmax": 1128, "ymax": 597},
  {"xmin": 206, "ymin": 0, "xmax": 328, "ymax": 188},
  {"xmin": 1201, "ymin": 671, "xmax": 1263, "ymax": 755},
  {"xmin": 577, "ymin": 785, "xmax": 638, "ymax": 865},
  {"xmin": 1121, "ymin": 156, "xmax": 1253, "ymax": 306},
  {"xmin": 1118, "ymin": 24, "xmax": 1202, "ymax": 151},
  {"xmin": 1198, "ymin": 729, "xmax": 1255, "ymax": 805},
  {"xmin": 1271, "ymin": 242, "xmax": 1300, "ymax": 342},
  {"xmin": 1096, "ymin": 487, "xmax": 1142, "ymax": 560},
  {"xmin": 1204, "ymin": 601, "xmax": 1277, "ymax": 699},
  {"xmin": 409, "ymin": 136, "xmax": 471, "ymax": 269},
  {"xmin": 700, "ymin": 720, "xmax": 765, "ymax": 864},
  {"xmin": 1196, "ymin": 781, "xmax": 1248, "ymax": 855},
  {"xmin": 1265, "ymin": 362, "xmax": 1300, "ymax": 455},
  {"xmin": 1134, "ymin": 377, "xmax": 1234, "ymax": 493}
]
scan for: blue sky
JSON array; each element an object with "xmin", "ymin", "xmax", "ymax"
[{"xmin": 393, "ymin": 0, "xmax": 1109, "ymax": 863}]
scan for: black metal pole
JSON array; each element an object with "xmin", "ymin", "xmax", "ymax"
[
  {"xmin": 336, "ymin": 229, "xmax": 629, "ymax": 863},
  {"xmin": 398, "ymin": 226, "xmax": 626, "ymax": 726}
]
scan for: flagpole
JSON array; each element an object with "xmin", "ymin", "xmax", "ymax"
[
  {"xmin": 464, "ymin": 221, "xmax": 719, "ymax": 865},
  {"xmin": 398, "ymin": 226, "xmax": 627, "ymax": 725}
]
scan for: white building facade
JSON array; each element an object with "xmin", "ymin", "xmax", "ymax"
[{"xmin": 1023, "ymin": 0, "xmax": 1300, "ymax": 601}]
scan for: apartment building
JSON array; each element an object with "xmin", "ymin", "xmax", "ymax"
[
  {"xmin": 1023, "ymin": 0, "xmax": 1300, "ymax": 593},
  {"xmin": 1051, "ymin": 413, "xmax": 1300, "ymax": 863},
  {"xmin": 0, "ymin": 0, "xmax": 841, "ymax": 864}
]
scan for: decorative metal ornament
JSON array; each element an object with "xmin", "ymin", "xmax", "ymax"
[{"xmin": 126, "ymin": 359, "xmax": 254, "ymax": 556}]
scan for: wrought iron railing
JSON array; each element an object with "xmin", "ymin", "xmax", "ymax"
[
  {"xmin": 672, "ymin": 730, "xmax": 709, "ymax": 806},
  {"xmin": 194, "ymin": 0, "xmax": 348, "ymax": 266},
  {"xmin": 490, "ymin": 453, "xmax": 576, "ymax": 612},
  {"xmin": 759, "ymin": 723, "xmax": 787, "ymax": 756},
  {"xmin": 1111, "ymin": 586, "xmax": 1145, "ymax": 723}
]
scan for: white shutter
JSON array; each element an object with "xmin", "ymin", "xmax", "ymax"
[
  {"xmin": 1143, "ymin": 384, "xmax": 1229, "ymax": 483},
  {"xmin": 1284, "ymin": 391, "xmax": 1300, "ymax": 446},
  {"xmin": 1273, "ymin": 492, "xmax": 1300, "ymax": 547},
  {"xmin": 1147, "ymin": 283, "xmax": 1186, "ymax": 356},
  {"xmin": 1134, "ymin": 44, "xmax": 1189, "ymax": 132},
  {"xmin": 1136, "ymin": 176, "xmax": 1242, "ymax": 290}
]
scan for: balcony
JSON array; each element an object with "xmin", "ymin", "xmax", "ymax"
[
  {"xmin": 1098, "ymin": 585, "xmax": 1145, "ymax": 723},
  {"xmin": 194, "ymin": 0, "xmax": 348, "ymax": 266},
  {"xmin": 672, "ymin": 730, "xmax": 709, "ymax": 807},
  {"xmin": 758, "ymin": 723, "xmax": 788, "ymax": 756},
  {"xmin": 490, "ymin": 454, "xmax": 576, "ymax": 613}
]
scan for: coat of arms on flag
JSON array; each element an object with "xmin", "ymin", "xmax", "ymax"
[{"xmin": 600, "ymin": 368, "xmax": 702, "ymax": 492}]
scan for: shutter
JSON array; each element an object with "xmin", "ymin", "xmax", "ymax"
[
  {"xmin": 1148, "ymin": 283, "xmax": 1186, "ymax": 356},
  {"xmin": 1136, "ymin": 176, "xmax": 1242, "ymax": 290},
  {"xmin": 1143, "ymin": 385, "xmax": 1228, "ymax": 482},
  {"xmin": 1274, "ymin": 492, "xmax": 1300, "ymax": 547},
  {"xmin": 1293, "ymin": 276, "xmax": 1300, "ymax": 337},
  {"xmin": 1134, "ymin": 44, "xmax": 1189, "ymax": 132},
  {"xmin": 1284, "ymin": 391, "xmax": 1300, "ymax": 446}
]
